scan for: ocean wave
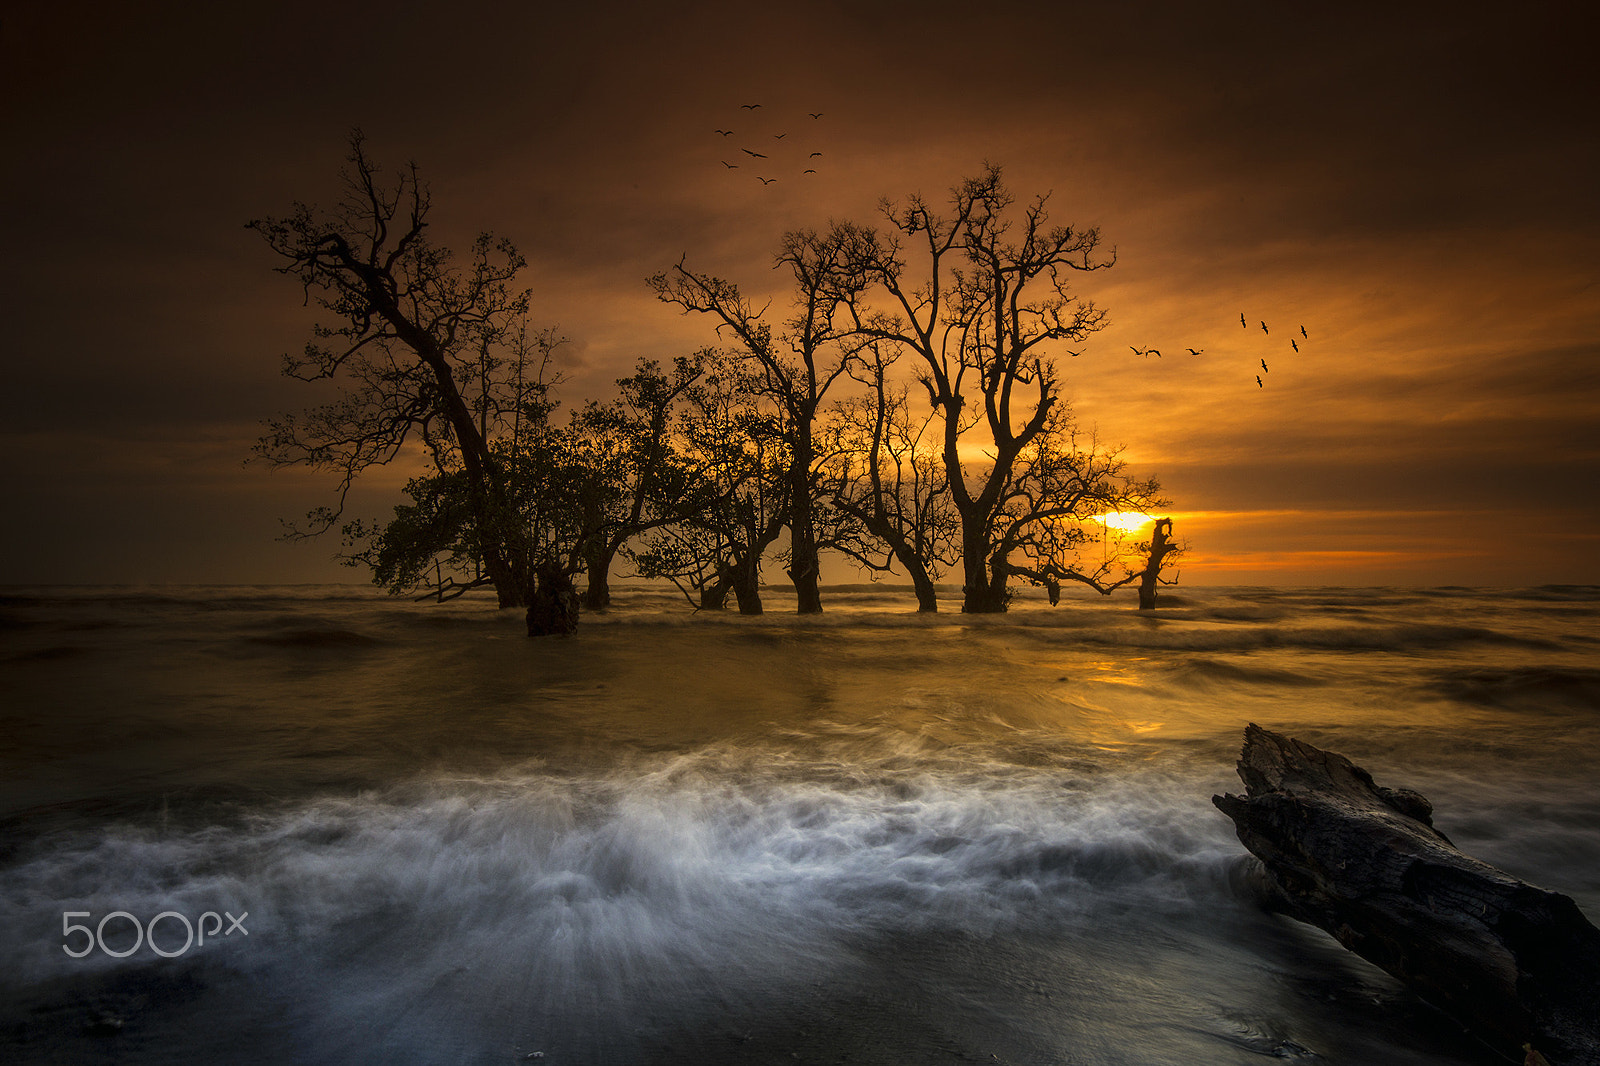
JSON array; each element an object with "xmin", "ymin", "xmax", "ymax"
[
  {"xmin": 573, "ymin": 604, "xmax": 1564, "ymax": 654},
  {"xmin": 1516, "ymin": 585, "xmax": 1600, "ymax": 602},
  {"xmin": 981, "ymin": 618, "xmax": 1561, "ymax": 655},
  {"xmin": 0, "ymin": 759, "xmax": 1255, "ymax": 1061},
  {"xmin": 1159, "ymin": 656, "xmax": 1327, "ymax": 689},
  {"xmin": 243, "ymin": 628, "xmax": 385, "ymax": 650},
  {"xmin": 1194, "ymin": 605, "xmax": 1291, "ymax": 622},
  {"xmin": 3, "ymin": 644, "xmax": 93, "ymax": 664},
  {"xmin": 1428, "ymin": 665, "xmax": 1600, "ymax": 711},
  {"xmin": 0, "ymin": 746, "xmax": 1241, "ymax": 986}
]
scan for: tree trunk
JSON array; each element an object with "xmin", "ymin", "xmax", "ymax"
[
  {"xmin": 730, "ymin": 556, "xmax": 763, "ymax": 615},
  {"xmin": 789, "ymin": 455, "xmax": 823, "ymax": 615},
  {"xmin": 489, "ymin": 567, "xmax": 526, "ymax": 609},
  {"xmin": 474, "ymin": 532, "xmax": 529, "ymax": 609},
  {"xmin": 959, "ymin": 532, "xmax": 1008, "ymax": 613},
  {"xmin": 908, "ymin": 563, "xmax": 939, "ymax": 613},
  {"xmin": 883, "ymin": 523, "xmax": 938, "ymax": 612},
  {"xmin": 699, "ymin": 570, "xmax": 732, "ymax": 611},
  {"xmin": 788, "ymin": 555, "xmax": 822, "ymax": 614},
  {"xmin": 582, "ymin": 539, "xmax": 616, "ymax": 613},
  {"xmin": 526, "ymin": 561, "xmax": 580, "ymax": 636},
  {"xmin": 1213, "ymin": 724, "xmax": 1600, "ymax": 1066},
  {"xmin": 396, "ymin": 322, "xmax": 533, "ymax": 613},
  {"xmin": 1137, "ymin": 517, "xmax": 1175, "ymax": 610},
  {"xmin": 581, "ymin": 577, "xmax": 610, "ymax": 613},
  {"xmin": 962, "ymin": 582, "xmax": 1008, "ymax": 613}
]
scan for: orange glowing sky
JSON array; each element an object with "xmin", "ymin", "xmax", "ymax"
[{"xmin": 2, "ymin": 1, "xmax": 1595, "ymax": 586}]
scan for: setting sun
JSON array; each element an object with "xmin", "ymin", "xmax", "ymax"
[{"xmin": 1097, "ymin": 511, "xmax": 1154, "ymax": 532}]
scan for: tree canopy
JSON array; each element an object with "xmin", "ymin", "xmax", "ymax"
[{"xmin": 255, "ymin": 142, "xmax": 1181, "ymax": 630}]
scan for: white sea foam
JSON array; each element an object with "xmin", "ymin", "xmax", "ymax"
[
  {"xmin": 1, "ymin": 744, "xmax": 1237, "ymax": 969},
  {"xmin": 0, "ymin": 745, "xmax": 1258, "ymax": 1061}
]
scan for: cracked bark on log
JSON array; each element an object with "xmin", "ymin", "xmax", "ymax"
[{"xmin": 1213, "ymin": 723, "xmax": 1600, "ymax": 1066}]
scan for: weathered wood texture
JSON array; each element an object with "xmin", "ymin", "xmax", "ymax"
[{"xmin": 1214, "ymin": 724, "xmax": 1600, "ymax": 1066}]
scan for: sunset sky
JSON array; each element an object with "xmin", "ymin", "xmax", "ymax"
[{"xmin": 3, "ymin": 1, "xmax": 1595, "ymax": 587}]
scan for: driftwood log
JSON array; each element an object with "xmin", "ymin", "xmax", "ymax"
[{"xmin": 1213, "ymin": 724, "xmax": 1600, "ymax": 1066}]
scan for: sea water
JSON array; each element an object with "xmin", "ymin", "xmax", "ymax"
[{"xmin": 1, "ymin": 584, "xmax": 1596, "ymax": 1064}]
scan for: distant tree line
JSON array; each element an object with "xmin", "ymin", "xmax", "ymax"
[{"xmin": 250, "ymin": 133, "xmax": 1179, "ymax": 634}]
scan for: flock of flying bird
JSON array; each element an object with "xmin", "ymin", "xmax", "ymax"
[
  {"xmin": 713, "ymin": 103, "xmax": 825, "ymax": 186},
  {"xmin": 1241, "ymin": 314, "xmax": 1309, "ymax": 388},
  {"xmin": 1131, "ymin": 314, "xmax": 1309, "ymax": 390},
  {"xmin": 711, "ymin": 112, "xmax": 1307, "ymax": 387}
]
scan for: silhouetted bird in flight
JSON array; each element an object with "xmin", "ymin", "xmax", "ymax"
[
  {"xmin": 1260, "ymin": 321, "xmax": 1269, "ymax": 334},
  {"xmin": 1261, "ymin": 359, "xmax": 1269, "ymax": 372},
  {"xmin": 1130, "ymin": 346, "xmax": 1160, "ymax": 358},
  {"xmin": 758, "ymin": 176, "xmax": 776, "ymax": 185},
  {"xmin": 714, "ymin": 129, "xmax": 733, "ymax": 136},
  {"xmin": 1291, "ymin": 338, "xmax": 1299, "ymax": 352},
  {"xmin": 809, "ymin": 112, "xmax": 823, "ymax": 119},
  {"xmin": 810, "ymin": 152, "xmax": 822, "ymax": 158},
  {"xmin": 803, "ymin": 169, "xmax": 816, "ymax": 174},
  {"xmin": 742, "ymin": 103, "xmax": 762, "ymax": 110},
  {"xmin": 1300, "ymin": 325, "xmax": 1308, "ymax": 338},
  {"xmin": 722, "ymin": 161, "xmax": 738, "ymax": 168},
  {"xmin": 1256, "ymin": 375, "xmax": 1263, "ymax": 387},
  {"xmin": 1240, "ymin": 312, "xmax": 1247, "ymax": 328},
  {"xmin": 774, "ymin": 133, "xmax": 786, "ymax": 139},
  {"xmin": 1186, "ymin": 348, "xmax": 1203, "ymax": 355},
  {"xmin": 741, "ymin": 148, "xmax": 767, "ymax": 158}
]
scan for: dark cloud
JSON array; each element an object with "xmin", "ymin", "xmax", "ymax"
[{"xmin": 2, "ymin": 0, "xmax": 1594, "ymax": 583}]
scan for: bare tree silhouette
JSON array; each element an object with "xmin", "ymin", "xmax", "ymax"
[
  {"xmin": 1136, "ymin": 517, "xmax": 1182, "ymax": 609},
  {"xmin": 626, "ymin": 353, "xmax": 789, "ymax": 615},
  {"xmin": 248, "ymin": 132, "xmax": 552, "ymax": 611},
  {"xmin": 820, "ymin": 343, "xmax": 960, "ymax": 611},
  {"xmin": 650, "ymin": 227, "xmax": 862, "ymax": 614},
  {"xmin": 831, "ymin": 166, "xmax": 1162, "ymax": 611}
]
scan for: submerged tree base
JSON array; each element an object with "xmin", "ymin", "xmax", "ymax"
[
  {"xmin": 526, "ymin": 565, "xmax": 580, "ymax": 636},
  {"xmin": 961, "ymin": 584, "xmax": 1010, "ymax": 613}
]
